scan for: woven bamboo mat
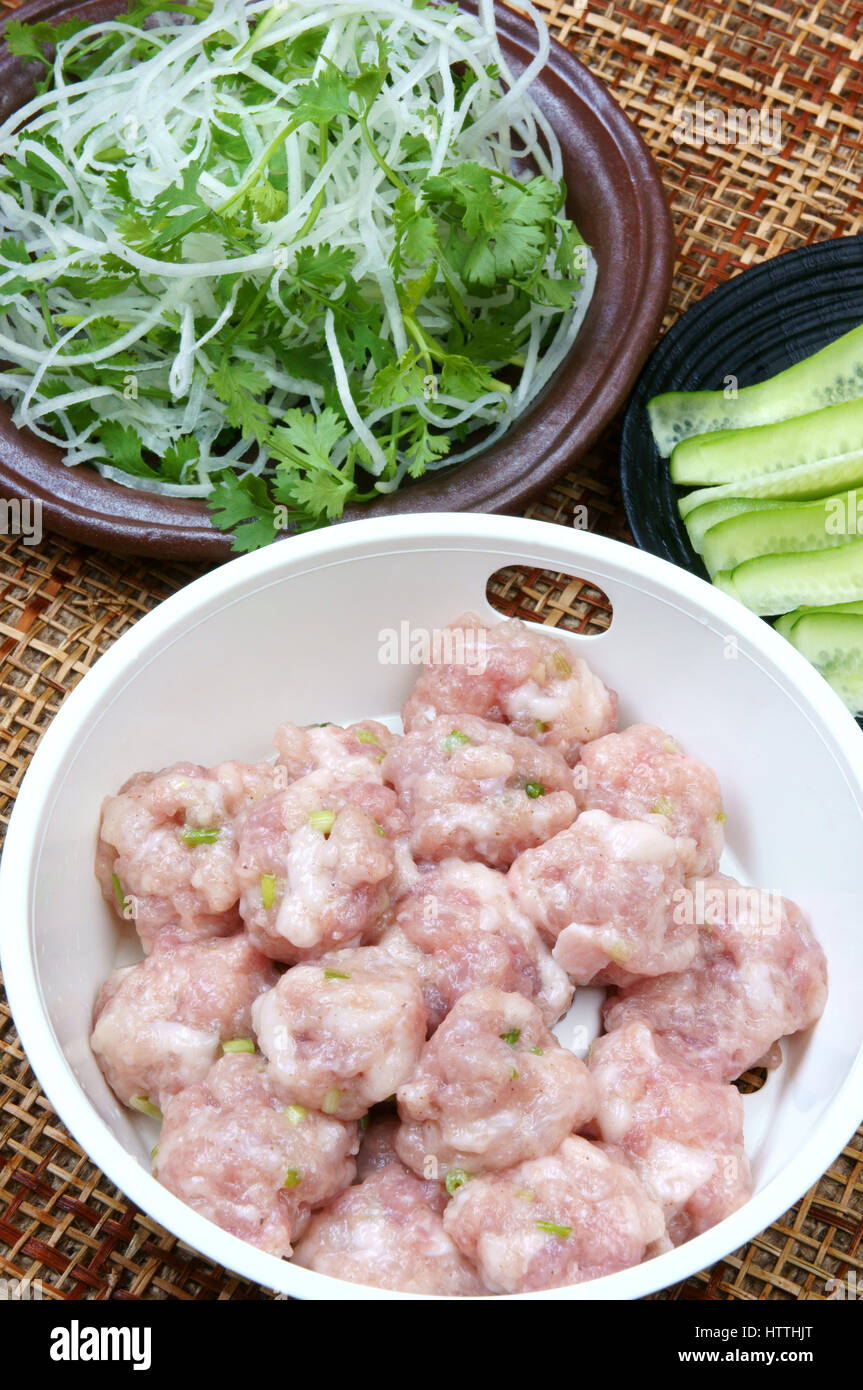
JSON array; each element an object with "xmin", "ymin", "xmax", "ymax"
[{"xmin": 1, "ymin": 0, "xmax": 862, "ymax": 1301}]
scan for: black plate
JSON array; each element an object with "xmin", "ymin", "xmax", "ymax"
[{"xmin": 620, "ymin": 235, "xmax": 863, "ymax": 577}]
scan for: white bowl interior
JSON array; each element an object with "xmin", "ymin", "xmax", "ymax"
[{"xmin": 6, "ymin": 517, "xmax": 863, "ymax": 1298}]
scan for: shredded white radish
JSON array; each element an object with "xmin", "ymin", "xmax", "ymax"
[{"xmin": 0, "ymin": 0, "xmax": 595, "ymax": 523}]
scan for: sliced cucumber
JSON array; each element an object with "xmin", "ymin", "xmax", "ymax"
[
  {"xmin": 784, "ymin": 612, "xmax": 863, "ymax": 671},
  {"xmin": 774, "ymin": 599, "xmax": 863, "ymax": 640},
  {"xmin": 717, "ymin": 539, "xmax": 863, "ymax": 615},
  {"xmin": 699, "ymin": 490, "xmax": 862, "ymax": 578},
  {"xmin": 647, "ymin": 322, "xmax": 863, "ymax": 457},
  {"xmin": 820, "ymin": 661, "xmax": 863, "ymax": 715},
  {"xmin": 684, "ymin": 496, "xmax": 785, "ymax": 553},
  {"xmin": 678, "ymin": 449, "xmax": 863, "ymax": 519},
  {"xmin": 670, "ymin": 397, "xmax": 863, "ymax": 487}
]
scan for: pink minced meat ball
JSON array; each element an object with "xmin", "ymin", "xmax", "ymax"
[
  {"xmin": 252, "ymin": 946, "xmax": 427, "ymax": 1120},
  {"xmin": 382, "ymin": 713, "xmax": 577, "ymax": 870},
  {"xmin": 587, "ymin": 1021, "xmax": 751, "ymax": 1245},
  {"xmin": 355, "ymin": 1115, "xmax": 447, "ymax": 1213},
  {"xmin": 508, "ymin": 809, "xmax": 693, "ymax": 985},
  {"xmin": 156, "ymin": 1052, "xmax": 357, "ymax": 1258},
  {"xmin": 96, "ymin": 760, "xmax": 281, "ymax": 951},
  {"xmin": 274, "ymin": 719, "xmax": 398, "ymax": 780},
  {"xmin": 236, "ymin": 768, "xmax": 406, "ymax": 963},
  {"xmin": 401, "ymin": 611, "xmax": 617, "ymax": 764},
  {"xmin": 380, "ymin": 859, "xmax": 572, "ymax": 1030},
  {"xmin": 90, "ymin": 934, "xmax": 278, "ymax": 1110},
  {"xmin": 293, "ymin": 1165, "xmax": 487, "ymax": 1295},
  {"xmin": 602, "ymin": 874, "xmax": 828, "ymax": 1082},
  {"xmin": 443, "ymin": 1134, "xmax": 665, "ymax": 1293},
  {"xmin": 395, "ymin": 988, "xmax": 596, "ymax": 1178},
  {"xmin": 575, "ymin": 724, "xmax": 726, "ymax": 876}
]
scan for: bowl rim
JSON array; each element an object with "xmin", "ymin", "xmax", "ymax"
[
  {"xmin": 0, "ymin": 0, "xmax": 674, "ymax": 561},
  {"xmin": 2, "ymin": 512, "xmax": 862, "ymax": 1300}
]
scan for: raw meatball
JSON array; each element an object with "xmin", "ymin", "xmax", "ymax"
[
  {"xmin": 587, "ymin": 1021, "xmax": 751, "ymax": 1244},
  {"xmin": 443, "ymin": 1135, "xmax": 665, "ymax": 1293},
  {"xmin": 211, "ymin": 759, "xmax": 288, "ymax": 816},
  {"xmin": 253, "ymin": 947, "xmax": 427, "ymax": 1120},
  {"xmin": 380, "ymin": 859, "xmax": 572, "ymax": 1030},
  {"xmin": 508, "ymin": 810, "xmax": 693, "ymax": 985},
  {"xmin": 382, "ymin": 713, "xmax": 577, "ymax": 870},
  {"xmin": 395, "ymin": 989, "xmax": 595, "ymax": 1177},
  {"xmin": 156, "ymin": 1053, "xmax": 357, "ymax": 1257},
  {"xmin": 602, "ymin": 875, "xmax": 828, "ymax": 1082},
  {"xmin": 91, "ymin": 935, "xmax": 278, "ymax": 1109},
  {"xmin": 356, "ymin": 1115, "xmax": 446, "ymax": 1212},
  {"xmin": 293, "ymin": 1166, "xmax": 486, "ymax": 1295},
  {"xmin": 274, "ymin": 720, "xmax": 397, "ymax": 781},
  {"xmin": 402, "ymin": 611, "xmax": 617, "ymax": 763},
  {"xmin": 96, "ymin": 761, "xmax": 271, "ymax": 951},
  {"xmin": 236, "ymin": 769, "xmax": 406, "ymax": 963},
  {"xmin": 575, "ymin": 724, "xmax": 725, "ymax": 876}
]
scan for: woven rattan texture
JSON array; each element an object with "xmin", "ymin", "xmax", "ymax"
[{"xmin": 1, "ymin": 0, "xmax": 862, "ymax": 1301}]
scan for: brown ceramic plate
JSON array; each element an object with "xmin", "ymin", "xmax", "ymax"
[{"xmin": 0, "ymin": 0, "xmax": 674, "ymax": 560}]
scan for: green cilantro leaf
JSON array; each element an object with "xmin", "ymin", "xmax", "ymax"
[
  {"xmin": 208, "ymin": 472, "xmax": 280, "ymax": 552},
  {"xmin": 247, "ymin": 180, "xmax": 288, "ymax": 222},
  {"xmin": 208, "ymin": 359, "xmax": 271, "ymax": 443},
  {"xmin": 402, "ymin": 416, "xmax": 450, "ymax": 479},
  {"xmin": 368, "ymin": 348, "xmax": 426, "ymax": 407},
  {"xmin": 293, "ymin": 243, "xmax": 356, "ymax": 287},
  {"xmin": 292, "ymin": 68, "xmax": 355, "ymax": 125},
  {"xmin": 99, "ymin": 421, "xmax": 161, "ymax": 478},
  {"xmin": 269, "ymin": 406, "xmax": 347, "ymax": 473},
  {"xmin": 162, "ymin": 435, "xmax": 199, "ymax": 483}
]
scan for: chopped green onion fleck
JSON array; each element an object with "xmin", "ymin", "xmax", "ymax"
[
  {"xmin": 552, "ymin": 650, "xmax": 573, "ymax": 678},
  {"xmin": 322, "ymin": 1088, "xmax": 342, "ymax": 1114},
  {"xmin": 530, "ymin": 1045, "xmax": 544, "ymax": 1056},
  {"xmin": 376, "ymin": 823, "xmax": 387, "ymax": 837},
  {"xmin": 221, "ymin": 1037, "xmax": 255, "ymax": 1054},
  {"xmin": 181, "ymin": 824, "xmax": 221, "ymax": 846},
  {"xmin": 510, "ymin": 1067, "xmax": 519, "ymax": 1080},
  {"xmin": 309, "ymin": 809, "xmax": 336, "ymax": 836},
  {"xmin": 534, "ymin": 720, "xmax": 548, "ymax": 734},
  {"xmin": 525, "ymin": 781, "xmax": 546, "ymax": 799},
  {"xmin": 445, "ymin": 1167, "xmax": 471, "ymax": 1196},
  {"xmin": 608, "ymin": 940, "xmax": 629, "ymax": 965},
  {"xmin": 651, "ymin": 795, "xmax": 674, "ymax": 817},
  {"xmin": 261, "ymin": 873, "xmax": 278, "ymax": 910},
  {"xmin": 284, "ymin": 1104, "xmax": 307, "ymax": 1127},
  {"xmin": 376, "ymin": 753, "xmax": 386, "ymax": 764},
  {"xmin": 500, "ymin": 1028, "xmax": 521, "ymax": 1046},
  {"xmin": 150, "ymin": 1144, "xmax": 159, "ymax": 1164},
  {"xmin": 130, "ymin": 1096, "xmax": 162, "ymax": 1120},
  {"xmin": 517, "ymin": 1188, "xmax": 536, "ymax": 1202},
  {"xmin": 443, "ymin": 730, "xmax": 471, "ymax": 754},
  {"xmin": 662, "ymin": 737, "xmax": 679, "ymax": 754},
  {"xmin": 716, "ymin": 810, "xmax": 727, "ymax": 824},
  {"xmin": 283, "ymin": 1168, "xmax": 302, "ymax": 1188},
  {"xmin": 324, "ymin": 968, "xmax": 351, "ymax": 980},
  {"xmin": 355, "ymin": 729, "xmax": 379, "ymax": 745},
  {"xmin": 111, "ymin": 871, "xmax": 128, "ymax": 914},
  {"xmin": 536, "ymin": 1219, "xmax": 572, "ymax": 1238},
  {"xmin": 358, "ymin": 1114, "xmax": 370, "ymax": 1133}
]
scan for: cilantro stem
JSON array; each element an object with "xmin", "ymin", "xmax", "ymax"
[
  {"xmin": 403, "ymin": 314, "xmax": 443, "ymax": 368},
  {"xmin": 216, "ymin": 117, "xmax": 302, "ymax": 216},
  {"xmin": 359, "ymin": 114, "xmax": 411, "ymax": 195}
]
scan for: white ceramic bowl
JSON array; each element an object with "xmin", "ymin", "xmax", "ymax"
[{"xmin": 2, "ymin": 514, "xmax": 862, "ymax": 1301}]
